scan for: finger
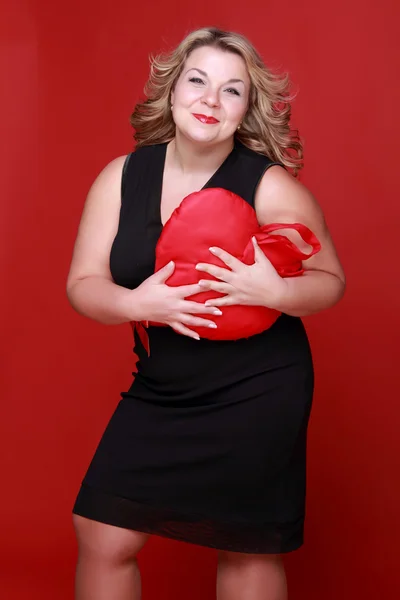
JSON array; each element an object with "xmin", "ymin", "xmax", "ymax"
[
  {"xmin": 208, "ymin": 246, "xmax": 243, "ymax": 271},
  {"xmin": 252, "ymin": 237, "xmax": 279, "ymax": 274},
  {"xmin": 252, "ymin": 237, "xmax": 270, "ymax": 264},
  {"xmin": 198, "ymin": 280, "xmax": 232, "ymax": 294},
  {"xmin": 204, "ymin": 295, "xmax": 237, "ymax": 307},
  {"xmin": 171, "ymin": 323, "xmax": 200, "ymax": 341},
  {"xmin": 153, "ymin": 261, "xmax": 175, "ymax": 282},
  {"xmin": 179, "ymin": 314, "xmax": 218, "ymax": 329},
  {"xmin": 176, "ymin": 282, "xmax": 206, "ymax": 297},
  {"xmin": 181, "ymin": 301, "xmax": 223, "ymax": 316},
  {"xmin": 195, "ymin": 263, "xmax": 233, "ymax": 282}
]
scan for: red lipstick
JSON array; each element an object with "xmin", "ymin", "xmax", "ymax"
[{"xmin": 192, "ymin": 113, "xmax": 220, "ymax": 125}]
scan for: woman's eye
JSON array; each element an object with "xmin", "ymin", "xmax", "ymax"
[
  {"xmin": 225, "ymin": 88, "xmax": 240, "ymax": 96},
  {"xmin": 188, "ymin": 78, "xmax": 240, "ymax": 96}
]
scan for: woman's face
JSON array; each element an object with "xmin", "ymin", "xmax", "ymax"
[{"xmin": 170, "ymin": 46, "xmax": 250, "ymax": 146}]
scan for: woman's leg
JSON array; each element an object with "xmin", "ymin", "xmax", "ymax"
[
  {"xmin": 73, "ymin": 514, "xmax": 151, "ymax": 600},
  {"xmin": 216, "ymin": 550, "xmax": 288, "ymax": 600}
]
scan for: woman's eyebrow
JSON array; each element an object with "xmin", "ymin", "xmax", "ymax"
[{"xmin": 185, "ymin": 67, "xmax": 245, "ymax": 85}]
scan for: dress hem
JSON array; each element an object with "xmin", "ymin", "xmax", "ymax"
[{"xmin": 72, "ymin": 483, "xmax": 304, "ymax": 555}]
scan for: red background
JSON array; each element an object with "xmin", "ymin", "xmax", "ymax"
[{"xmin": 2, "ymin": 1, "xmax": 399, "ymax": 598}]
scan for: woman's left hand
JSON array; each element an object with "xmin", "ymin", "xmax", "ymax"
[{"xmin": 195, "ymin": 237, "xmax": 288, "ymax": 309}]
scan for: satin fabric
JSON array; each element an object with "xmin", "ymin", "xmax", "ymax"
[{"xmin": 133, "ymin": 187, "xmax": 321, "ymax": 343}]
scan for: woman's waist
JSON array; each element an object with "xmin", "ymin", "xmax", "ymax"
[{"xmin": 132, "ymin": 314, "xmax": 312, "ymax": 388}]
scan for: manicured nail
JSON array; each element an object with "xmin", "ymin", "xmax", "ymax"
[
  {"xmin": 212, "ymin": 309, "xmax": 223, "ymax": 315},
  {"xmin": 208, "ymin": 323, "xmax": 217, "ymax": 328}
]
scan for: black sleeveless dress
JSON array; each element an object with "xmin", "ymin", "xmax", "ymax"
[{"xmin": 72, "ymin": 140, "xmax": 314, "ymax": 554}]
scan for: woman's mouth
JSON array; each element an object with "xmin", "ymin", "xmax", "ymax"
[{"xmin": 192, "ymin": 113, "xmax": 220, "ymax": 125}]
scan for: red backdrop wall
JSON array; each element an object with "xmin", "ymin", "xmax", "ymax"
[{"xmin": 2, "ymin": 1, "xmax": 399, "ymax": 598}]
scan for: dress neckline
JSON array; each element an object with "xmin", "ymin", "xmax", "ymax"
[{"xmin": 156, "ymin": 141, "xmax": 237, "ymax": 228}]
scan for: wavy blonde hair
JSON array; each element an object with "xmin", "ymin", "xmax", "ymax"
[{"xmin": 130, "ymin": 27, "xmax": 303, "ymax": 175}]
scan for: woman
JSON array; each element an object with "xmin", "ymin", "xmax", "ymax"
[{"xmin": 67, "ymin": 27, "xmax": 345, "ymax": 600}]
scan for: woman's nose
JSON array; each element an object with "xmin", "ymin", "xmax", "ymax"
[{"xmin": 201, "ymin": 89, "xmax": 220, "ymax": 108}]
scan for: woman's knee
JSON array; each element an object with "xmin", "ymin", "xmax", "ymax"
[{"xmin": 73, "ymin": 514, "xmax": 151, "ymax": 564}]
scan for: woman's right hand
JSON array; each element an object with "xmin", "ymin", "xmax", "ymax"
[{"xmin": 134, "ymin": 261, "xmax": 222, "ymax": 340}]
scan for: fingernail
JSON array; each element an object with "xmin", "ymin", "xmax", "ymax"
[
  {"xmin": 212, "ymin": 309, "xmax": 223, "ymax": 315},
  {"xmin": 209, "ymin": 247, "xmax": 217, "ymax": 253},
  {"xmin": 208, "ymin": 323, "xmax": 217, "ymax": 328}
]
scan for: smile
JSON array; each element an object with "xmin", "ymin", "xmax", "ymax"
[{"xmin": 192, "ymin": 113, "xmax": 220, "ymax": 125}]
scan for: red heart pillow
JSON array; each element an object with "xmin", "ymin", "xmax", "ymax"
[{"xmin": 136, "ymin": 187, "xmax": 321, "ymax": 342}]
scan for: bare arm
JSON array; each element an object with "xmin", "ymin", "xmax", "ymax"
[
  {"xmin": 66, "ymin": 156, "xmax": 221, "ymax": 335},
  {"xmin": 66, "ymin": 155, "xmax": 146, "ymax": 325},
  {"xmin": 254, "ymin": 166, "xmax": 346, "ymax": 317}
]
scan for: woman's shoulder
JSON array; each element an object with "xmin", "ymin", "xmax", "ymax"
[
  {"xmin": 235, "ymin": 140, "xmax": 281, "ymax": 169},
  {"xmin": 120, "ymin": 143, "xmax": 166, "ymax": 197},
  {"xmin": 230, "ymin": 141, "xmax": 282, "ymax": 186},
  {"xmin": 129, "ymin": 142, "xmax": 167, "ymax": 159},
  {"xmin": 122, "ymin": 142, "xmax": 166, "ymax": 166}
]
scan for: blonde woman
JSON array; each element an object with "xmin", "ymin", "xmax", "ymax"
[{"xmin": 67, "ymin": 27, "xmax": 345, "ymax": 600}]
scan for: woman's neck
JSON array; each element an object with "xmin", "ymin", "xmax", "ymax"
[{"xmin": 168, "ymin": 132, "xmax": 234, "ymax": 177}]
